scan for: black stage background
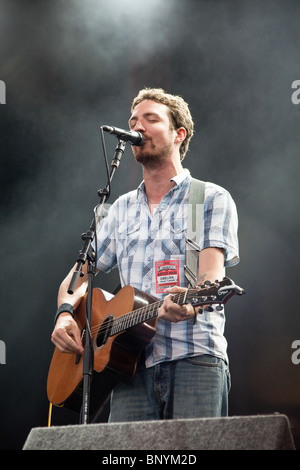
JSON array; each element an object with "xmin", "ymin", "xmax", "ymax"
[{"xmin": 0, "ymin": 0, "xmax": 300, "ymax": 449}]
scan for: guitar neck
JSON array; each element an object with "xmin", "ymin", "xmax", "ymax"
[
  {"xmin": 108, "ymin": 277, "xmax": 244, "ymax": 337},
  {"xmin": 110, "ymin": 291, "xmax": 187, "ymax": 336}
]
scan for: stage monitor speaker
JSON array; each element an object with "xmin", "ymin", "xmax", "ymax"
[{"xmin": 23, "ymin": 414, "xmax": 295, "ymax": 450}]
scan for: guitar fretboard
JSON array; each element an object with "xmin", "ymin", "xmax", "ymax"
[{"xmin": 110, "ymin": 291, "xmax": 187, "ymax": 336}]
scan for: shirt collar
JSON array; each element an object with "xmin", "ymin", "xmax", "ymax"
[
  {"xmin": 170, "ymin": 168, "xmax": 190, "ymax": 186},
  {"xmin": 137, "ymin": 168, "xmax": 191, "ymax": 198}
]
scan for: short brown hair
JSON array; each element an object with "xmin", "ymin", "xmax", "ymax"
[{"xmin": 131, "ymin": 88, "xmax": 194, "ymax": 161}]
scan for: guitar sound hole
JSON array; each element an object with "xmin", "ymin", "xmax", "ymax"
[{"xmin": 96, "ymin": 315, "xmax": 113, "ymax": 348}]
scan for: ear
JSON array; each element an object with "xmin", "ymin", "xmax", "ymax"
[{"xmin": 174, "ymin": 127, "xmax": 186, "ymax": 143}]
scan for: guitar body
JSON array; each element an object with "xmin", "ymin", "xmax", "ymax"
[{"xmin": 47, "ymin": 286, "xmax": 158, "ymax": 415}]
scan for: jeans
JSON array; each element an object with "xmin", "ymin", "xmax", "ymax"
[{"xmin": 109, "ymin": 354, "xmax": 231, "ymax": 422}]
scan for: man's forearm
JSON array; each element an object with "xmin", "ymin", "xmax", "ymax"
[{"xmin": 57, "ymin": 264, "xmax": 89, "ymax": 309}]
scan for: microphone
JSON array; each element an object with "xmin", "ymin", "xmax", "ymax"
[{"xmin": 102, "ymin": 125, "xmax": 144, "ymax": 146}]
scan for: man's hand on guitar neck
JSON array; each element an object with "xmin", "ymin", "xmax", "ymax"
[{"xmin": 158, "ymin": 286, "xmax": 196, "ymax": 323}]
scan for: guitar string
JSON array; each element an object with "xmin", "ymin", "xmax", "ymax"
[
  {"xmin": 80, "ymin": 287, "xmax": 222, "ymax": 340},
  {"xmin": 85, "ymin": 291, "xmax": 186, "ymax": 337},
  {"xmin": 79, "ymin": 290, "xmax": 189, "ymax": 342}
]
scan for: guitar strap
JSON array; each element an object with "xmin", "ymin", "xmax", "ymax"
[{"xmin": 184, "ymin": 178, "xmax": 206, "ymax": 287}]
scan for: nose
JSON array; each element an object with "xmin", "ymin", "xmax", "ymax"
[{"xmin": 133, "ymin": 119, "xmax": 146, "ymax": 133}]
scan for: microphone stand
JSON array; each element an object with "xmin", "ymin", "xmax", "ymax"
[{"xmin": 67, "ymin": 138, "xmax": 126, "ymax": 425}]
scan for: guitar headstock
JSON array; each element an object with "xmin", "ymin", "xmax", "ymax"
[{"xmin": 187, "ymin": 277, "xmax": 245, "ymax": 310}]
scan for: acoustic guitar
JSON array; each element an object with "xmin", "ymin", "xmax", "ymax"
[{"xmin": 47, "ymin": 277, "xmax": 244, "ymax": 415}]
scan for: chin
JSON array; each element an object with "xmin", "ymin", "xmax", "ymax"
[{"xmin": 134, "ymin": 152, "xmax": 159, "ymax": 167}]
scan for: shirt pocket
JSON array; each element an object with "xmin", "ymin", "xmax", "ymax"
[
  {"xmin": 161, "ymin": 218, "xmax": 186, "ymax": 255},
  {"xmin": 117, "ymin": 220, "xmax": 141, "ymax": 258}
]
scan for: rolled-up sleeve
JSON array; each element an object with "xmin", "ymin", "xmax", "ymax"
[{"xmin": 201, "ymin": 183, "xmax": 240, "ymax": 267}]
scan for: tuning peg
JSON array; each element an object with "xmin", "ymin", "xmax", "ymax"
[
  {"xmin": 205, "ymin": 306, "xmax": 214, "ymax": 312},
  {"xmin": 204, "ymin": 280, "xmax": 211, "ymax": 286}
]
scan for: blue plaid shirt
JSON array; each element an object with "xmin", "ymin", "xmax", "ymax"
[{"xmin": 95, "ymin": 169, "xmax": 239, "ymax": 367}]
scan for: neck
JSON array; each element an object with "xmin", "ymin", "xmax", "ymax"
[{"xmin": 143, "ymin": 161, "xmax": 184, "ymax": 204}]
